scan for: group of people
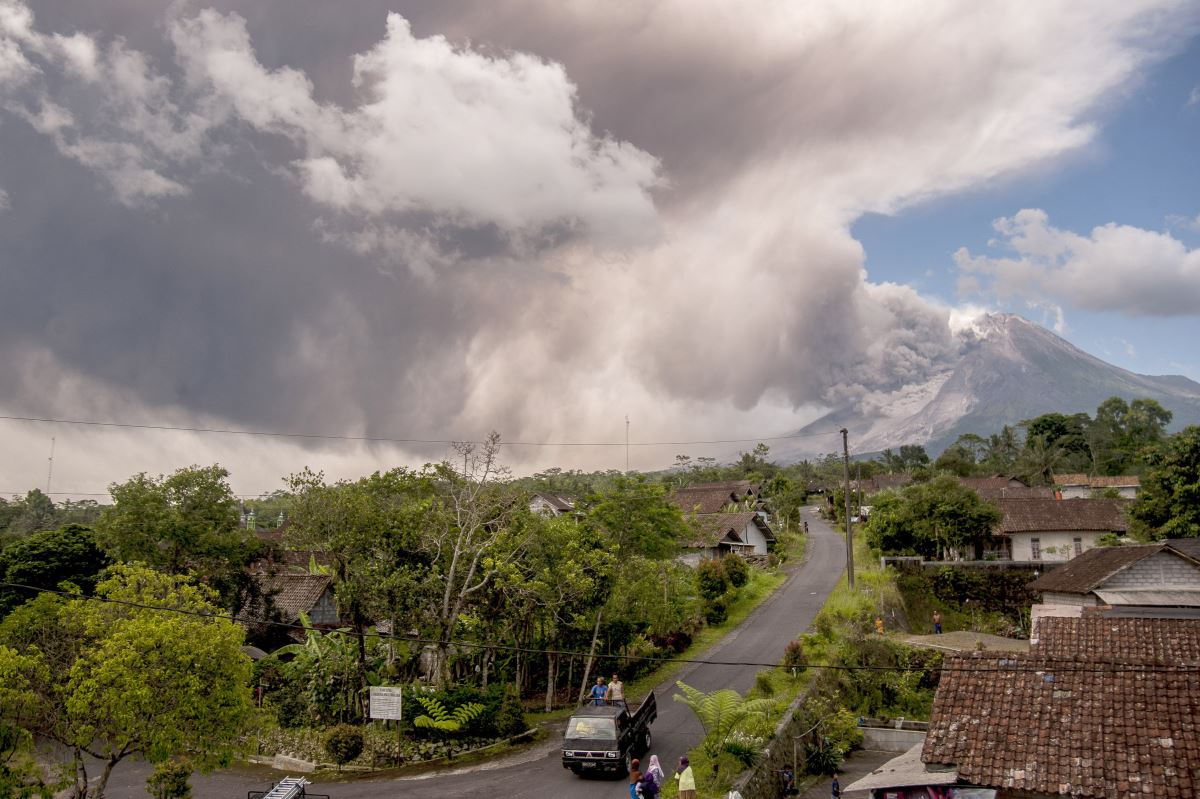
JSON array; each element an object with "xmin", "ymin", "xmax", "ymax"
[
  {"xmin": 629, "ymin": 755, "xmax": 695, "ymax": 799},
  {"xmin": 589, "ymin": 673, "xmax": 625, "ymax": 705}
]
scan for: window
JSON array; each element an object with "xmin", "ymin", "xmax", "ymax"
[
  {"xmin": 565, "ymin": 717, "xmax": 617, "ymax": 740},
  {"xmin": 1074, "ymin": 537, "xmax": 1083, "ymax": 557},
  {"xmin": 1031, "ymin": 538, "xmax": 1041, "ymax": 560}
]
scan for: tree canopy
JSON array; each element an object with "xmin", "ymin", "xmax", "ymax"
[{"xmin": 1129, "ymin": 425, "xmax": 1200, "ymax": 539}]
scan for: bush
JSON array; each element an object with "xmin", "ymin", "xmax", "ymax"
[
  {"xmin": 323, "ymin": 724, "xmax": 365, "ymax": 768},
  {"xmin": 147, "ymin": 760, "xmax": 192, "ymax": 799},
  {"xmin": 722, "ymin": 554, "xmax": 750, "ymax": 588},
  {"xmin": 754, "ymin": 670, "xmax": 775, "ymax": 697},
  {"xmin": 704, "ymin": 595, "xmax": 729, "ymax": 625},
  {"xmin": 782, "ymin": 639, "xmax": 807, "ymax": 673},
  {"xmin": 493, "ymin": 683, "xmax": 527, "ymax": 737},
  {"xmin": 696, "ymin": 558, "xmax": 730, "ymax": 601}
]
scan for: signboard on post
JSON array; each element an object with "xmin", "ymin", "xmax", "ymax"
[{"xmin": 369, "ymin": 686, "xmax": 403, "ymax": 720}]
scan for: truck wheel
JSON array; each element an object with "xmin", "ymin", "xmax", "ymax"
[
  {"xmin": 640, "ymin": 730, "xmax": 652, "ymax": 754},
  {"xmin": 622, "ymin": 751, "xmax": 632, "ymax": 776}
]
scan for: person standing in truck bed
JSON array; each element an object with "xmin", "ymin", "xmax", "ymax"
[{"xmin": 608, "ymin": 673, "xmax": 625, "ymax": 705}]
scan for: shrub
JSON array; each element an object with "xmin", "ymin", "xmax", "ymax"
[
  {"xmin": 696, "ymin": 558, "xmax": 730, "ymax": 601},
  {"xmin": 323, "ymin": 724, "xmax": 364, "ymax": 768},
  {"xmin": 754, "ymin": 671, "xmax": 775, "ymax": 697},
  {"xmin": 147, "ymin": 760, "xmax": 192, "ymax": 799},
  {"xmin": 782, "ymin": 639, "xmax": 807, "ymax": 673},
  {"xmin": 722, "ymin": 554, "xmax": 750, "ymax": 588},
  {"xmin": 704, "ymin": 595, "xmax": 729, "ymax": 625},
  {"xmin": 493, "ymin": 683, "xmax": 527, "ymax": 737}
]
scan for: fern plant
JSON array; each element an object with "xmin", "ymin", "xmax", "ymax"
[
  {"xmin": 412, "ymin": 695, "xmax": 485, "ymax": 735},
  {"xmin": 673, "ymin": 680, "xmax": 777, "ymax": 779}
]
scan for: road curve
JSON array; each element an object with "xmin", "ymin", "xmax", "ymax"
[{"xmin": 103, "ymin": 507, "xmax": 846, "ymax": 799}]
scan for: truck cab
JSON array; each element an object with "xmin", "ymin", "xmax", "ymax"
[{"xmin": 561, "ymin": 694, "xmax": 656, "ymax": 776}]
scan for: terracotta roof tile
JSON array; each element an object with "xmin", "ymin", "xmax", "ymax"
[
  {"xmin": 993, "ymin": 498, "xmax": 1130, "ymax": 535},
  {"xmin": 682, "ymin": 511, "xmax": 764, "ymax": 549},
  {"xmin": 1035, "ymin": 617, "xmax": 1200, "ymax": 663},
  {"xmin": 924, "ymin": 641, "xmax": 1200, "ymax": 798},
  {"xmin": 669, "ymin": 487, "xmax": 741, "ymax": 515}
]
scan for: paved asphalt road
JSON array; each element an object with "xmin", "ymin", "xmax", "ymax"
[{"xmin": 104, "ymin": 507, "xmax": 846, "ymax": 799}]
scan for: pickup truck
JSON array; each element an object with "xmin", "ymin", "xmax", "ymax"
[{"xmin": 561, "ymin": 692, "xmax": 657, "ymax": 776}]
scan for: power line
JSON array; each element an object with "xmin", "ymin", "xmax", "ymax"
[
  {"xmin": 2, "ymin": 580, "xmax": 1195, "ymax": 676},
  {"xmin": 0, "ymin": 413, "xmax": 848, "ymax": 449}
]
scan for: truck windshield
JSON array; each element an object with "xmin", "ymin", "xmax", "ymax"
[{"xmin": 565, "ymin": 717, "xmax": 617, "ymax": 740}]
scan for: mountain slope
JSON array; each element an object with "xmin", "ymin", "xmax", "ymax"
[{"xmin": 787, "ymin": 314, "xmax": 1200, "ymax": 457}]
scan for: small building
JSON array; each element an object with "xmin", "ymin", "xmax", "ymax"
[
  {"xmin": 529, "ymin": 492, "xmax": 575, "ymax": 517},
  {"xmin": 958, "ymin": 476, "xmax": 1054, "ymax": 500},
  {"xmin": 913, "ymin": 616, "xmax": 1200, "ymax": 799},
  {"xmin": 1052, "ymin": 473, "xmax": 1141, "ymax": 499},
  {"xmin": 1027, "ymin": 541, "xmax": 1200, "ymax": 633},
  {"xmin": 678, "ymin": 511, "xmax": 774, "ymax": 565},
  {"xmin": 989, "ymin": 498, "xmax": 1129, "ymax": 562}
]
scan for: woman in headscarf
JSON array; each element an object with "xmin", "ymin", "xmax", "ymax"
[
  {"xmin": 646, "ymin": 754, "xmax": 665, "ymax": 784},
  {"xmin": 675, "ymin": 755, "xmax": 696, "ymax": 799}
]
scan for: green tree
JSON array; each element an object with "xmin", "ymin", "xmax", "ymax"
[
  {"xmin": 585, "ymin": 474, "xmax": 688, "ymax": 559},
  {"xmin": 981, "ymin": 425, "xmax": 1021, "ymax": 473},
  {"xmin": 0, "ymin": 524, "xmax": 110, "ymax": 615},
  {"xmin": 1016, "ymin": 435, "xmax": 1066, "ymax": 486},
  {"xmin": 863, "ymin": 476, "xmax": 1000, "ymax": 559},
  {"xmin": 933, "ymin": 443, "xmax": 977, "ymax": 477},
  {"xmin": 146, "ymin": 760, "xmax": 192, "ymax": 799},
  {"xmin": 94, "ymin": 466, "xmax": 259, "ymax": 608},
  {"xmin": 1129, "ymin": 426, "xmax": 1200, "ymax": 539},
  {"xmin": 63, "ymin": 566, "xmax": 253, "ymax": 798},
  {"xmin": 5, "ymin": 490, "xmax": 58, "ymax": 539}
]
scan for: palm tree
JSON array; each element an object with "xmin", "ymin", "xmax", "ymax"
[{"xmin": 1018, "ymin": 435, "xmax": 1066, "ymax": 486}]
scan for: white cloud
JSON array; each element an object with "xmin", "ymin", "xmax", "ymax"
[
  {"xmin": 0, "ymin": 186, "xmax": 9, "ymax": 211},
  {"xmin": 956, "ymin": 209, "xmax": 1200, "ymax": 317},
  {"xmin": 1189, "ymin": 86, "xmax": 1200, "ymax": 106},
  {"xmin": 168, "ymin": 10, "xmax": 661, "ymax": 250}
]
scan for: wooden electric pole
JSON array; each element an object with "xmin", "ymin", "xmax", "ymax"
[{"xmin": 841, "ymin": 428, "xmax": 855, "ymax": 589}]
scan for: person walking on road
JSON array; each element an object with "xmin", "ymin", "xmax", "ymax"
[
  {"xmin": 933, "ymin": 610, "xmax": 943, "ymax": 634},
  {"xmin": 830, "ymin": 775, "xmax": 841, "ymax": 798},
  {"xmin": 675, "ymin": 755, "xmax": 696, "ymax": 799},
  {"xmin": 645, "ymin": 754, "xmax": 664, "ymax": 784},
  {"xmin": 628, "ymin": 758, "xmax": 642, "ymax": 799}
]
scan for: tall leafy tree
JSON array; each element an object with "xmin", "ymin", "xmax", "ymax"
[
  {"xmin": 0, "ymin": 524, "xmax": 110, "ymax": 615},
  {"xmin": 584, "ymin": 474, "xmax": 687, "ymax": 559},
  {"xmin": 863, "ymin": 475, "xmax": 1000, "ymax": 558},
  {"xmin": 94, "ymin": 466, "xmax": 258, "ymax": 608},
  {"xmin": 1129, "ymin": 426, "xmax": 1200, "ymax": 539}
]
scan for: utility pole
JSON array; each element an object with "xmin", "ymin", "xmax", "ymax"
[
  {"xmin": 45, "ymin": 437, "xmax": 55, "ymax": 494},
  {"xmin": 841, "ymin": 428, "xmax": 855, "ymax": 589},
  {"xmin": 625, "ymin": 415, "xmax": 630, "ymax": 472}
]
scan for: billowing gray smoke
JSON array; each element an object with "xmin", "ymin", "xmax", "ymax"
[{"xmin": 0, "ymin": 0, "xmax": 1192, "ymax": 489}]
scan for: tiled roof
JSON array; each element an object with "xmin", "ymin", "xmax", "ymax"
[
  {"xmin": 669, "ymin": 487, "xmax": 740, "ymax": 515},
  {"xmin": 976, "ymin": 486, "xmax": 1056, "ymax": 500},
  {"xmin": 1035, "ymin": 616, "xmax": 1200, "ymax": 663},
  {"xmin": 531, "ymin": 492, "xmax": 574, "ymax": 511},
  {"xmin": 262, "ymin": 573, "xmax": 334, "ymax": 622},
  {"xmin": 958, "ymin": 477, "xmax": 1029, "ymax": 491},
  {"xmin": 1028, "ymin": 544, "xmax": 1160, "ymax": 593},
  {"xmin": 1053, "ymin": 474, "xmax": 1141, "ymax": 488},
  {"xmin": 1167, "ymin": 539, "xmax": 1200, "ymax": 561},
  {"xmin": 682, "ymin": 511, "xmax": 759, "ymax": 549},
  {"xmin": 924, "ymin": 650, "xmax": 1200, "ymax": 798},
  {"xmin": 993, "ymin": 498, "xmax": 1129, "ymax": 535}
]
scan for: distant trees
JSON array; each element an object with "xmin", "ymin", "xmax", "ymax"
[{"xmin": 0, "ymin": 524, "xmax": 109, "ymax": 614}]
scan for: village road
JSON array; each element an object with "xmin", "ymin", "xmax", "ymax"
[{"xmin": 103, "ymin": 506, "xmax": 847, "ymax": 799}]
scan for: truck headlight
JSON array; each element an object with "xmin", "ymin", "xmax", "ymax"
[
  {"xmin": 563, "ymin": 750, "xmax": 574, "ymax": 757},
  {"xmin": 606, "ymin": 751, "xmax": 619, "ymax": 758}
]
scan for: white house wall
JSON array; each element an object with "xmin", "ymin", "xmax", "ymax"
[
  {"xmin": 1101, "ymin": 551, "xmax": 1200, "ymax": 590},
  {"xmin": 1010, "ymin": 530, "xmax": 1103, "ymax": 562},
  {"xmin": 740, "ymin": 523, "xmax": 770, "ymax": 555}
]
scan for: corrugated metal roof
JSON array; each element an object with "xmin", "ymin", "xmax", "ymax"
[
  {"xmin": 1093, "ymin": 589, "xmax": 1200, "ymax": 607},
  {"xmin": 845, "ymin": 743, "xmax": 959, "ymax": 792}
]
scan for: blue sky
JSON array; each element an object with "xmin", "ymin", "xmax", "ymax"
[{"xmin": 855, "ymin": 36, "xmax": 1200, "ymax": 381}]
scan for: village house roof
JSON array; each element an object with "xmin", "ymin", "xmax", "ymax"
[
  {"xmin": 1053, "ymin": 473, "xmax": 1141, "ymax": 489},
  {"xmin": 992, "ymin": 497, "xmax": 1129, "ymax": 536},
  {"xmin": 923, "ymin": 618, "xmax": 1200, "ymax": 799},
  {"xmin": 260, "ymin": 573, "xmax": 334, "ymax": 623},
  {"xmin": 668, "ymin": 483, "xmax": 755, "ymax": 515},
  {"xmin": 682, "ymin": 511, "xmax": 763, "ymax": 549},
  {"xmin": 958, "ymin": 476, "xmax": 1029, "ymax": 491},
  {"xmin": 530, "ymin": 492, "xmax": 574, "ymax": 512},
  {"xmin": 1029, "ymin": 542, "xmax": 1200, "ymax": 594},
  {"xmin": 1035, "ymin": 616, "xmax": 1200, "ymax": 662}
]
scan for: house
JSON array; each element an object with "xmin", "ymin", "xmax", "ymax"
[
  {"xmin": 1053, "ymin": 473, "xmax": 1141, "ymax": 499},
  {"xmin": 957, "ymin": 475, "xmax": 1054, "ymax": 500},
  {"xmin": 1027, "ymin": 541, "xmax": 1200, "ymax": 633},
  {"xmin": 529, "ymin": 492, "xmax": 575, "ymax": 517},
  {"xmin": 678, "ymin": 511, "xmax": 774, "ymax": 566},
  {"xmin": 913, "ymin": 616, "xmax": 1200, "ymax": 798},
  {"xmin": 668, "ymin": 480, "xmax": 761, "ymax": 515},
  {"xmin": 246, "ymin": 572, "xmax": 340, "ymax": 629},
  {"xmin": 988, "ymin": 498, "xmax": 1129, "ymax": 562}
]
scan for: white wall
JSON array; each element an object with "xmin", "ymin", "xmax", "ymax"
[
  {"xmin": 740, "ymin": 522, "xmax": 770, "ymax": 555},
  {"xmin": 1011, "ymin": 530, "xmax": 1103, "ymax": 561}
]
